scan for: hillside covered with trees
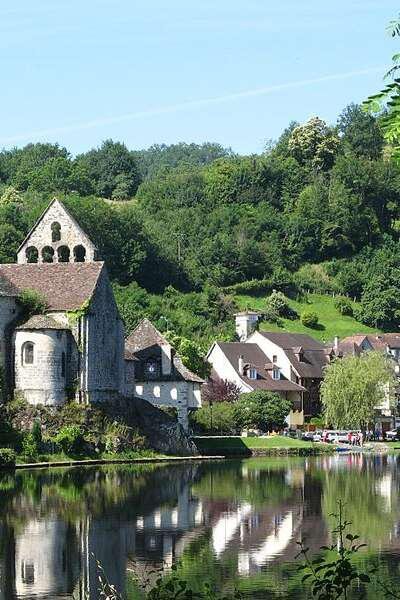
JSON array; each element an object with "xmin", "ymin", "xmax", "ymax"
[{"xmin": 1, "ymin": 103, "xmax": 400, "ymax": 350}]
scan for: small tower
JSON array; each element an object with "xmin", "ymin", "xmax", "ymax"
[{"xmin": 234, "ymin": 311, "xmax": 260, "ymax": 342}]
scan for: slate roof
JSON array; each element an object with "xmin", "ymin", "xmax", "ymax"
[
  {"xmin": 0, "ymin": 262, "xmax": 104, "ymax": 311},
  {"xmin": 16, "ymin": 315, "xmax": 70, "ymax": 331},
  {"xmin": 216, "ymin": 342, "xmax": 306, "ymax": 392},
  {"xmin": 125, "ymin": 318, "xmax": 204, "ymax": 383},
  {"xmin": 256, "ymin": 332, "xmax": 328, "ymax": 379}
]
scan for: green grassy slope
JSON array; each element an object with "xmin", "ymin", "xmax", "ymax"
[{"xmin": 234, "ymin": 293, "xmax": 381, "ymax": 343}]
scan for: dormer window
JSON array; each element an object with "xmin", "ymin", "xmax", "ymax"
[
  {"xmin": 145, "ymin": 359, "xmax": 159, "ymax": 378},
  {"xmin": 272, "ymin": 368, "xmax": 280, "ymax": 380},
  {"xmin": 248, "ymin": 367, "xmax": 257, "ymax": 380}
]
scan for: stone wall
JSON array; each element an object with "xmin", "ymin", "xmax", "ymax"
[
  {"xmin": 17, "ymin": 199, "xmax": 97, "ymax": 264},
  {"xmin": 14, "ymin": 328, "xmax": 78, "ymax": 406},
  {"xmin": 81, "ymin": 268, "xmax": 125, "ymax": 403}
]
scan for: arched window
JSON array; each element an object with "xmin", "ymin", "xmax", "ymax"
[
  {"xmin": 22, "ymin": 342, "xmax": 34, "ymax": 365},
  {"xmin": 73, "ymin": 245, "xmax": 86, "ymax": 262},
  {"xmin": 42, "ymin": 246, "xmax": 54, "ymax": 263},
  {"xmin": 51, "ymin": 222, "xmax": 61, "ymax": 242},
  {"xmin": 61, "ymin": 351, "xmax": 66, "ymax": 377},
  {"xmin": 57, "ymin": 245, "xmax": 70, "ymax": 263},
  {"xmin": 26, "ymin": 246, "xmax": 38, "ymax": 263}
]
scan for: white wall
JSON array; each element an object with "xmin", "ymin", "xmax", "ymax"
[
  {"xmin": 133, "ymin": 381, "xmax": 201, "ymax": 408},
  {"xmin": 206, "ymin": 343, "xmax": 252, "ymax": 392},
  {"xmin": 14, "ymin": 329, "xmax": 69, "ymax": 406},
  {"xmin": 247, "ymin": 332, "xmax": 298, "ymax": 382}
]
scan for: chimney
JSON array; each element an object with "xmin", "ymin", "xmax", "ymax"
[
  {"xmin": 238, "ymin": 355, "xmax": 245, "ymax": 376},
  {"xmin": 235, "ymin": 312, "xmax": 259, "ymax": 342},
  {"xmin": 161, "ymin": 343, "xmax": 172, "ymax": 375}
]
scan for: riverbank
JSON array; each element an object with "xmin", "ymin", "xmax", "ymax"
[
  {"xmin": 193, "ymin": 435, "xmax": 335, "ymax": 457},
  {"xmin": 6, "ymin": 454, "xmax": 225, "ymax": 471}
]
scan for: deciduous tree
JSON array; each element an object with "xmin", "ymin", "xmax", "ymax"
[{"xmin": 321, "ymin": 351, "xmax": 396, "ymax": 429}]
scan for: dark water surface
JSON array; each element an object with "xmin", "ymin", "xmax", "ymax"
[{"xmin": 0, "ymin": 454, "xmax": 400, "ymax": 599}]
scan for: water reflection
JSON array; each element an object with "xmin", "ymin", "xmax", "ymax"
[{"xmin": 0, "ymin": 455, "xmax": 399, "ymax": 599}]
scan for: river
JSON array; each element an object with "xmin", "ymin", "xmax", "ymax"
[{"xmin": 0, "ymin": 454, "xmax": 399, "ymax": 599}]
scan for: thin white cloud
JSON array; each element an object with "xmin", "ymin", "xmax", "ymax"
[{"xmin": 0, "ymin": 65, "xmax": 384, "ymax": 146}]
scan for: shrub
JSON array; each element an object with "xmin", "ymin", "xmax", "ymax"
[
  {"xmin": 201, "ymin": 379, "xmax": 241, "ymax": 404},
  {"xmin": 31, "ymin": 420, "xmax": 42, "ymax": 446},
  {"xmin": 294, "ymin": 263, "xmax": 337, "ymax": 294},
  {"xmin": 104, "ymin": 422, "xmax": 146, "ymax": 453},
  {"xmin": 190, "ymin": 402, "xmax": 236, "ymax": 435},
  {"xmin": 54, "ymin": 425, "xmax": 84, "ymax": 455},
  {"xmin": 301, "ymin": 310, "xmax": 319, "ymax": 328},
  {"xmin": 233, "ymin": 391, "xmax": 292, "ymax": 432},
  {"xmin": 224, "ymin": 278, "xmax": 272, "ymax": 296},
  {"xmin": 334, "ymin": 296, "xmax": 354, "ymax": 316},
  {"xmin": 18, "ymin": 289, "xmax": 48, "ymax": 318},
  {"xmin": 0, "ymin": 448, "xmax": 16, "ymax": 468},
  {"xmin": 21, "ymin": 433, "xmax": 39, "ymax": 459},
  {"xmin": 262, "ymin": 306, "xmax": 283, "ymax": 325},
  {"xmin": 265, "ymin": 290, "xmax": 297, "ymax": 320}
]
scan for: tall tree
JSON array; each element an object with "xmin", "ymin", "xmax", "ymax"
[
  {"xmin": 321, "ymin": 352, "xmax": 396, "ymax": 429},
  {"xmin": 75, "ymin": 139, "xmax": 141, "ymax": 198},
  {"xmin": 363, "ymin": 16, "xmax": 400, "ymax": 160}
]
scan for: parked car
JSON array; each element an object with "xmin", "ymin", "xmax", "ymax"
[
  {"xmin": 302, "ymin": 430, "xmax": 323, "ymax": 442},
  {"xmin": 322, "ymin": 430, "xmax": 361, "ymax": 443},
  {"xmin": 386, "ymin": 429, "xmax": 399, "ymax": 441}
]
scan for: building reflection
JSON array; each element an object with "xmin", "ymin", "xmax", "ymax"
[{"xmin": 1, "ymin": 455, "xmax": 400, "ymax": 599}]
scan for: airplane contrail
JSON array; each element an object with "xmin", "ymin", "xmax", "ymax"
[{"xmin": 0, "ymin": 65, "xmax": 384, "ymax": 145}]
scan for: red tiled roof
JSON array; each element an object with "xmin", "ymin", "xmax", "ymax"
[{"xmin": 0, "ymin": 262, "xmax": 104, "ymax": 311}]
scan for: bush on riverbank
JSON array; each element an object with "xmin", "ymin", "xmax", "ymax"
[
  {"xmin": 0, "ymin": 396, "xmax": 195, "ymax": 463},
  {"xmin": 0, "ymin": 448, "xmax": 16, "ymax": 468}
]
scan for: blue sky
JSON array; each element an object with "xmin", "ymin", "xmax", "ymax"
[{"xmin": 0, "ymin": 1, "xmax": 398, "ymax": 155}]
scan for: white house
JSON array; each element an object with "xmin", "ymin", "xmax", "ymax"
[
  {"xmin": 124, "ymin": 319, "xmax": 203, "ymax": 430},
  {"xmin": 247, "ymin": 330, "xmax": 329, "ymax": 417},
  {"xmin": 206, "ymin": 341, "xmax": 306, "ymax": 427}
]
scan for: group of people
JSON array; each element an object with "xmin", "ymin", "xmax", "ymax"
[{"xmin": 347, "ymin": 431, "xmax": 364, "ymax": 446}]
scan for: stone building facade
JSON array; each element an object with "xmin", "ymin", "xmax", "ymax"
[
  {"xmin": 17, "ymin": 198, "xmax": 98, "ymax": 264},
  {"xmin": 125, "ymin": 319, "xmax": 203, "ymax": 430},
  {"xmin": 0, "ymin": 199, "xmax": 125, "ymax": 406}
]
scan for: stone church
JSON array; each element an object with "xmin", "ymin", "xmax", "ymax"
[
  {"xmin": 0, "ymin": 199, "xmax": 126, "ymax": 405},
  {"xmin": 0, "ymin": 198, "xmax": 202, "ymax": 429}
]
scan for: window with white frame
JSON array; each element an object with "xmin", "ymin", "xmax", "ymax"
[
  {"xmin": 248, "ymin": 367, "xmax": 257, "ymax": 380},
  {"xmin": 272, "ymin": 368, "xmax": 280, "ymax": 380}
]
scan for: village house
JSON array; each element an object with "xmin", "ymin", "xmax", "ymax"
[
  {"xmin": 206, "ymin": 340, "xmax": 306, "ymax": 427},
  {"xmin": 124, "ymin": 319, "xmax": 203, "ymax": 430},
  {"xmin": 208, "ymin": 312, "xmax": 329, "ymax": 426}
]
